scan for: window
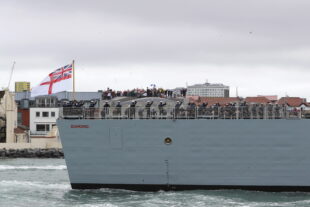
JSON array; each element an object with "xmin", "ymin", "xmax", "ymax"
[
  {"xmin": 51, "ymin": 112, "xmax": 55, "ymax": 117},
  {"xmin": 36, "ymin": 112, "xmax": 40, "ymax": 117},
  {"xmin": 17, "ymin": 112, "xmax": 22, "ymax": 125},
  {"xmin": 42, "ymin": 112, "xmax": 49, "ymax": 117},
  {"xmin": 36, "ymin": 124, "xmax": 50, "ymax": 132}
]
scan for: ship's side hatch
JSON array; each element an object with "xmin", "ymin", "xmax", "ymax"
[{"xmin": 165, "ymin": 159, "xmax": 170, "ymax": 190}]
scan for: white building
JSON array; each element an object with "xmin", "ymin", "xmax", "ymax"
[
  {"xmin": 30, "ymin": 107, "xmax": 59, "ymax": 136},
  {"xmin": 186, "ymin": 82, "xmax": 230, "ymax": 97}
]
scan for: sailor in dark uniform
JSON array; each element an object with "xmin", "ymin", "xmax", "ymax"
[
  {"xmin": 198, "ymin": 102, "xmax": 208, "ymax": 116},
  {"xmin": 187, "ymin": 102, "xmax": 196, "ymax": 118},
  {"xmin": 145, "ymin": 101, "xmax": 153, "ymax": 119},
  {"xmin": 158, "ymin": 101, "xmax": 167, "ymax": 117},
  {"xmin": 115, "ymin": 101, "xmax": 122, "ymax": 117},
  {"xmin": 129, "ymin": 100, "xmax": 137, "ymax": 119},
  {"xmin": 174, "ymin": 101, "xmax": 183, "ymax": 118},
  {"xmin": 102, "ymin": 101, "xmax": 110, "ymax": 118}
]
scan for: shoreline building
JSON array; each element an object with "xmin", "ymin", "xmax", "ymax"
[
  {"xmin": 186, "ymin": 82, "xmax": 230, "ymax": 97},
  {"xmin": 15, "ymin": 82, "xmax": 30, "ymax": 92},
  {"xmin": 29, "ymin": 96, "xmax": 59, "ymax": 136},
  {"xmin": 278, "ymin": 97, "xmax": 310, "ymax": 111},
  {"xmin": 0, "ymin": 90, "xmax": 19, "ymax": 143},
  {"xmin": 14, "ymin": 91, "xmax": 102, "ymax": 149}
]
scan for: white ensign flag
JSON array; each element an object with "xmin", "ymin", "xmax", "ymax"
[{"xmin": 31, "ymin": 64, "xmax": 73, "ymax": 97}]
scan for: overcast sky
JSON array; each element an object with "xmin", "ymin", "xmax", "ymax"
[{"xmin": 1, "ymin": 0, "xmax": 310, "ymax": 99}]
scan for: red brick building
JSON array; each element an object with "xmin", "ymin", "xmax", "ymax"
[{"xmin": 17, "ymin": 109, "xmax": 30, "ymax": 128}]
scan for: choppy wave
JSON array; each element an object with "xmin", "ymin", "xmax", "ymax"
[
  {"xmin": 2, "ymin": 180, "xmax": 310, "ymax": 207},
  {"xmin": 0, "ymin": 180, "xmax": 70, "ymax": 190},
  {"xmin": 76, "ymin": 205, "xmax": 119, "ymax": 207},
  {"xmin": 0, "ymin": 165, "xmax": 67, "ymax": 170}
]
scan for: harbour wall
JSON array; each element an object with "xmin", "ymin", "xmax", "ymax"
[
  {"xmin": 0, "ymin": 138, "xmax": 62, "ymax": 149},
  {"xmin": 0, "ymin": 141, "xmax": 62, "ymax": 150},
  {"xmin": 0, "ymin": 148, "xmax": 64, "ymax": 158}
]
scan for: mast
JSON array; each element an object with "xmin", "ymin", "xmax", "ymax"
[
  {"xmin": 7, "ymin": 61, "xmax": 16, "ymax": 90},
  {"xmin": 72, "ymin": 60, "xmax": 75, "ymax": 101}
]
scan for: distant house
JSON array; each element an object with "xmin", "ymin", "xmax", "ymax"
[
  {"xmin": 244, "ymin": 97, "xmax": 271, "ymax": 104},
  {"xmin": 187, "ymin": 96, "xmax": 200, "ymax": 102},
  {"xmin": 195, "ymin": 97, "xmax": 241, "ymax": 106},
  {"xmin": 257, "ymin": 95, "xmax": 278, "ymax": 102},
  {"xmin": 277, "ymin": 97, "xmax": 309, "ymax": 110}
]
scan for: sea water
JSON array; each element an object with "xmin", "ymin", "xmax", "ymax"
[{"xmin": 1, "ymin": 159, "xmax": 310, "ymax": 207}]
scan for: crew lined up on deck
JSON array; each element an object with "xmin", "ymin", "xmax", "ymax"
[
  {"xmin": 62, "ymin": 99, "xmax": 304, "ymax": 120},
  {"xmin": 98, "ymin": 101, "xmax": 303, "ymax": 119}
]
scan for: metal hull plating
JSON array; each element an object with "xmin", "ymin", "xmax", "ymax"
[{"xmin": 57, "ymin": 119, "xmax": 310, "ymax": 191}]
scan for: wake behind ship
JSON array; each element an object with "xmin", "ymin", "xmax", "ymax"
[{"xmin": 57, "ymin": 98, "xmax": 310, "ymax": 192}]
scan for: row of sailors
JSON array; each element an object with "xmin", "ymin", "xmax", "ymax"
[
  {"xmin": 62, "ymin": 100, "xmax": 97, "ymax": 108},
  {"xmin": 103, "ymin": 100, "xmax": 178, "ymax": 118},
  {"xmin": 101, "ymin": 101, "xmax": 291, "ymax": 119}
]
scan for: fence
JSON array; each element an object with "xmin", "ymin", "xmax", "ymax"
[{"xmin": 59, "ymin": 105, "xmax": 309, "ymax": 120}]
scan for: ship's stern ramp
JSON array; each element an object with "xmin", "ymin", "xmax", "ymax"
[{"xmin": 57, "ymin": 119, "xmax": 310, "ymax": 191}]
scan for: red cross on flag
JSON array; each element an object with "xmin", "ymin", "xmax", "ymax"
[{"xmin": 31, "ymin": 63, "xmax": 73, "ymax": 97}]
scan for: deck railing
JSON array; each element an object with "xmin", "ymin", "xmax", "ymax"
[{"xmin": 59, "ymin": 105, "xmax": 309, "ymax": 120}]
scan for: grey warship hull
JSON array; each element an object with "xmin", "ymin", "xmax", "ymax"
[{"xmin": 57, "ymin": 119, "xmax": 310, "ymax": 191}]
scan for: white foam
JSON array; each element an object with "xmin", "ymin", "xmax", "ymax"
[
  {"xmin": 0, "ymin": 180, "xmax": 70, "ymax": 190},
  {"xmin": 0, "ymin": 165, "xmax": 67, "ymax": 170},
  {"xmin": 77, "ymin": 204, "xmax": 119, "ymax": 207}
]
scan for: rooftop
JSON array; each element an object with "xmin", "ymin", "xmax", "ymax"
[
  {"xmin": 245, "ymin": 97, "xmax": 271, "ymax": 104},
  {"xmin": 187, "ymin": 82, "xmax": 229, "ymax": 88},
  {"xmin": 14, "ymin": 127, "xmax": 28, "ymax": 134},
  {"xmin": 15, "ymin": 91, "xmax": 102, "ymax": 101},
  {"xmin": 278, "ymin": 97, "xmax": 306, "ymax": 107},
  {"xmin": 190, "ymin": 97, "xmax": 241, "ymax": 106}
]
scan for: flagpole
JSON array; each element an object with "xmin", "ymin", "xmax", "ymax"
[{"xmin": 72, "ymin": 60, "xmax": 75, "ymax": 101}]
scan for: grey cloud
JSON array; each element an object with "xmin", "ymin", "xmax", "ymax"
[
  {"xmin": 2, "ymin": 0, "xmax": 310, "ymax": 66},
  {"xmin": 0, "ymin": 0, "xmax": 310, "ymax": 98}
]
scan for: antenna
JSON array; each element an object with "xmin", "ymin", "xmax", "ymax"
[
  {"xmin": 7, "ymin": 61, "xmax": 16, "ymax": 90},
  {"xmin": 236, "ymin": 86, "xmax": 239, "ymax": 97}
]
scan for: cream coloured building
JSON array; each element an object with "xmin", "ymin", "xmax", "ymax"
[
  {"xmin": 0, "ymin": 90, "xmax": 18, "ymax": 143},
  {"xmin": 186, "ymin": 82, "xmax": 230, "ymax": 97}
]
